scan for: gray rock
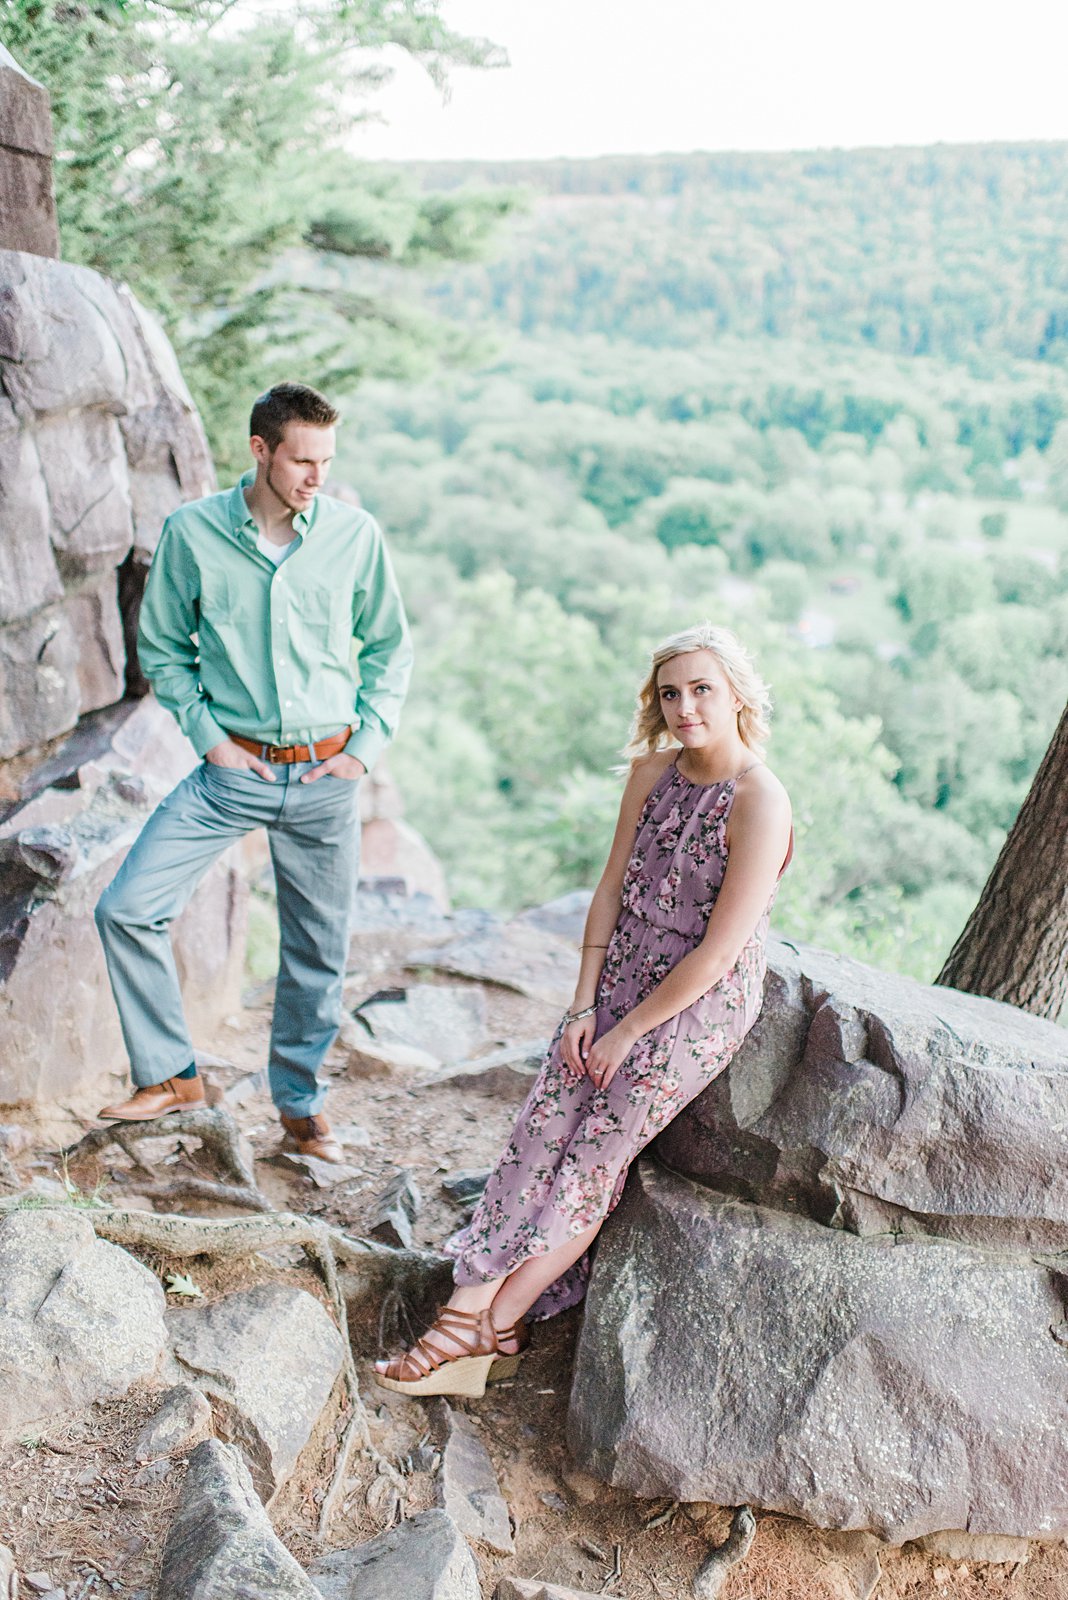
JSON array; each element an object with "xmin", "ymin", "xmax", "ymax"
[
  {"xmin": 0, "ymin": 45, "xmax": 59, "ymax": 258},
  {"xmin": 35, "ymin": 409, "xmax": 134, "ymax": 579},
  {"xmin": 568, "ymin": 1158, "xmax": 1068, "ymax": 1544},
  {"xmin": 0, "ymin": 1541, "xmax": 17, "ymax": 1600},
  {"xmin": 514, "ymin": 889, "xmax": 593, "ymax": 945},
  {"xmin": 308, "ymin": 1508, "xmax": 479, "ymax": 1600},
  {"xmin": 427, "ymin": 1040, "xmax": 546, "ymax": 1098},
  {"xmin": 66, "ymin": 576, "xmax": 127, "ymax": 715},
  {"xmin": 0, "ymin": 1208, "xmax": 167, "ymax": 1438},
  {"xmin": 0, "ymin": 420, "xmax": 62, "ymax": 622},
  {"xmin": 368, "ymin": 1170, "xmax": 421, "ymax": 1249},
  {"xmin": 655, "ymin": 936, "xmax": 1068, "ymax": 1251},
  {"xmin": 158, "ymin": 1438, "xmax": 320, "ymax": 1600},
  {"xmin": 350, "ymin": 984, "xmax": 488, "ymax": 1075},
  {"xmin": 132, "ymin": 1382, "xmax": 212, "ymax": 1461},
  {"xmin": 170, "ymin": 1282, "xmax": 346, "ymax": 1502},
  {"xmin": 409, "ymin": 921, "xmax": 578, "ymax": 1007},
  {"xmin": 441, "ymin": 1169, "xmax": 491, "ymax": 1206},
  {"xmin": 272, "ymin": 1152, "xmax": 361, "ymax": 1188},
  {"xmin": 429, "ymin": 1399, "xmax": 515, "ymax": 1555},
  {"xmin": 0, "ymin": 604, "xmax": 81, "ymax": 758}
]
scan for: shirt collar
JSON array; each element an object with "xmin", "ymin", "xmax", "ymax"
[{"xmin": 231, "ymin": 469, "xmax": 315, "ymax": 539}]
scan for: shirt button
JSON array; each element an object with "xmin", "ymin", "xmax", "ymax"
[{"xmin": 285, "ymin": 700, "xmax": 293, "ymax": 707}]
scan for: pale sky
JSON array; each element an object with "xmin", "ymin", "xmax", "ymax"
[{"xmin": 355, "ymin": 0, "xmax": 1068, "ymax": 162}]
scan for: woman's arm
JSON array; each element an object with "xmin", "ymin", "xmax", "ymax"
[
  {"xmin": 560, "ymin": 752, "xmax": 673, "ymax": 1074},
  {"xmin": 583, "ymin": 768, "xmax": 792, "ymax": 1087}
]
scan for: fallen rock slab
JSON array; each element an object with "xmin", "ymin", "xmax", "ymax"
[
  {"xmin": 308, "ymin": 1508, "xmax": 479, "ymax": 1600},
  {"xmin": 568, "ymin": 1158, "xmax": 1068, "ymax": 1544},
  {"xmin": 408, "ymin": 922, "xmax": 577, "ymax": 1007},
  {"xmin": 368, "ymin": 1169, "xmax": 421, "ymax": 1249},
  {"xmin": 169, "ymin": 1282, "xmax": 345, "ymax": 1502},
  {"xmin": 347, "ymin": 983, "xmax": 488, "ymax": 1076},
  {"xmin": 0, "ymin": 1208, "xmax": 167, "ymax": 1438},
  {"xmin": 158, "ymin": 1438, "xmax": 320, "ymax": 1599},
  {"xmin": 425, "ymin": 1040, "xmax": 546, "ymax": 1097},
  {"xmin": 131, "ymin": 1382, "xmax": 212, "ymax": 1462},
  {"xmin": 429, "ymin": 1399, "xmax": 515, "ymax": 1555}
]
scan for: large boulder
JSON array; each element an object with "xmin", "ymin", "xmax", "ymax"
[
  {"xmin": 158, "ymin": 1439, "xmax": 320, "ymax": 1600},
  {"xmin": 0, "ymin": 697, "xmax": 247, "ymax": 1120},
  {"xmin": 655, "ymin": 937, "xmax": 1068, "ymax": 1251},
  {"xmin": 568, "ymin": 1159, "xmax": 1068, "ymax": 1544},
  {"xmin": 0, "ymin": 1208, "xmax": 168, "ymax": 1437},
  {"xmin": 169, "ymin": 1282, "xmax": 347, "ymax": 1503}
]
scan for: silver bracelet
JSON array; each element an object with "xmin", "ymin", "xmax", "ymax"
[{"xmin": 563, "ymin": 1003, "xmax": 597, "ymax": 1025}]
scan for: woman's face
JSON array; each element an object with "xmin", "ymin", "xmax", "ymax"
[{"xmin": 656, "ymin": 650, "xmax": 741, "ymax": 747}]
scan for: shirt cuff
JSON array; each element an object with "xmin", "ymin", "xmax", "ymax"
[
  {"xmin": 344, "ymin": 722, "xmax": 386, "ymax": 773},
  {"xmin": 184, "ymin": 704, "xmax": 229, "ymax": 759}
]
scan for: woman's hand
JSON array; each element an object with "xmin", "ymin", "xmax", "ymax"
[
  {"xmin": 561, "ymin": 1016, "xmax": 597, "ymax": 1075},
  {"xmin": 583, "ymin": 1022, "xmax": 636, "ymax": 1092}
]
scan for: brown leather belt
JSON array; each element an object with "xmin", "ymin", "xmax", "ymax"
[{"xmin": 227, "ymin": 726, "xmax": 352, "ymax": 764}]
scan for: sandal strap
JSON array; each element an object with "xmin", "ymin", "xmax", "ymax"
[{"xmin": 388, "ymin": 1305, "xmax": 492, "ymax": 1380}]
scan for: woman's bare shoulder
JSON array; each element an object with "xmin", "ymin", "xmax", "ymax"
[
  {"xmin": 626, "ymin": 748, "xmax": 676, "ymax": 802},
  {"xmin": 734, "ymin": 762, "xmax": 791, "ymax": 817}
]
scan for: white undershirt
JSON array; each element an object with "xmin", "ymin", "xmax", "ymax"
[{"xmin": 256, "ymin": 531, "xmax": 297, "ymax": 567}]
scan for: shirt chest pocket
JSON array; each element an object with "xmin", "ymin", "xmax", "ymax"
[{"xmin": 293, "ymin": 581, "xmax": 351, "ymax": 660}]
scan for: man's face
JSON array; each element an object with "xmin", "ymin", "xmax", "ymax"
[{"xmin": 252, "ymin": 422, "xmax": 336, "ymax": 514}]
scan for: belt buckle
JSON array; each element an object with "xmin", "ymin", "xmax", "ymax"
[{"xmin": 265, "ymin": 743, "xmax": 290, "ymax": 763}]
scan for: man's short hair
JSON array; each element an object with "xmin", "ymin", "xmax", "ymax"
[{"xmin": 249, "ymin": 383, "xmax": 340, "ymax": 451}]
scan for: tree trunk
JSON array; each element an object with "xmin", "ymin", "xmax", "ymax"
[{"xmin": 936, "ymin": 699, "xmax": 1068, "ymax": 1020}]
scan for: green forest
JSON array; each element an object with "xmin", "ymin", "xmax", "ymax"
[
  {"xmin": 12, "ymin": 0, "xmax": 1067, "ymax": 981},
  {"xmin": 331, "ymin": 150, "xmax": 1068, "ymax": 979}
]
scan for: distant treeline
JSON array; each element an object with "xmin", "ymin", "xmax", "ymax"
[{"xmin": 392, "ymin": 144, "xmax": 1068, "ymax": 365}]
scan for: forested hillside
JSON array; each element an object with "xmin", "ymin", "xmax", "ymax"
[{"xmin": 333, "ymin": 147, "xmax": 1068, "ymax": 979}]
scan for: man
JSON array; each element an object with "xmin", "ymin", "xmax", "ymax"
[{"xmin": 95, "ymin": 382, "xmax": 412, "ymax": 1162}]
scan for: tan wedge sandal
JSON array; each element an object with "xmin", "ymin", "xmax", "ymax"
[{"xmin": 373, "ymin": 1305, "xmax": 528, "ymax": 1398}]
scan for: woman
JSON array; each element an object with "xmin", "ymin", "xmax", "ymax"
[{"xmin": 375, "ymin": 622, "xmax": 793, "ymax": 1397}]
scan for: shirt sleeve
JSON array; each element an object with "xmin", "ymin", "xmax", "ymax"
[
  {"xmin": 343, "ymin": 517, "xmax": 414, "ymax": 772},
  {"xmin": 136, "ymin": 519, "xmax": 228, "ymax": 758}
]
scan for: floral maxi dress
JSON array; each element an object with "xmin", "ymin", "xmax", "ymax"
[{"xmin": 446, "ymin": 758, "xmax": 788, "ymax": 1318}]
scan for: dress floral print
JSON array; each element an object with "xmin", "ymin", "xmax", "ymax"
[{"xmin": 446, "ymin": 758, "xmax": 787, "ymax": 1318}]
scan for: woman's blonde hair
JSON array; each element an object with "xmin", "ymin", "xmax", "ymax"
[{"xmin": 625, "ymin": 622, "xmax": 772, "ymax": 760}]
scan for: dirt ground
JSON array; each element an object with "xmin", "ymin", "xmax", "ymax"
[{"xmin": 2, "ymin": 914, "xmax": 1067, "ymax": 1600}]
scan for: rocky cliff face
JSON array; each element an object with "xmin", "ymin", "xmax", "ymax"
[{"xmin": 0, "ymin": 56, "xmax": 243, "ymax": 1119}]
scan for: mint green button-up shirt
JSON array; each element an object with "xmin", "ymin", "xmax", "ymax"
[{"xmin": 137, "ymin": 472, "xmax": 413, "ymax": 771}]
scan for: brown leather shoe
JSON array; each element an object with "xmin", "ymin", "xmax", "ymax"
[
  {"xmin": 280, "ymin": 1111, "xmax": 344, "ymax": 1164},
  {"xmin": 98, "ymin": 1074, "xmax": 206, "ymax": 1121}
]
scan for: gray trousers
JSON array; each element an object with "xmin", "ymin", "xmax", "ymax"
[{"xmin": 95, "ymin": 760, "xmax": 360, "ymax": 1115}]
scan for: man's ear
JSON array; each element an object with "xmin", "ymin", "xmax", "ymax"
[{"xmin": 250, "ymin": 434, "xmax": 271, "ymax": 468}]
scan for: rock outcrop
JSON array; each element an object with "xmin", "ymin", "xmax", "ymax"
[
  {"xmin": 0, "ymin": 46, "xmax": 58, "ymax": 259},
  {"xmin": 569, "ymin": 937, "xmax": 1068, "ymax": 1544},
  {"xmin": 0, "ymin": 245, "xmax": 214, "ymax": 764}
]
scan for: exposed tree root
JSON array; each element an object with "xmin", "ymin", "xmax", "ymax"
[
  {"xmin": 63, "ymin": 1107, "xmax": 268, "ymax": 1211},
  {"xmin": 693, "ymin": 1505, "xmax": 757, "ymax": 1600}
]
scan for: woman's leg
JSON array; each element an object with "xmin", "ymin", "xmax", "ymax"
[{"xmin": 448, "ymin": 1222, "xmax": 601, "ymax": 1337}]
